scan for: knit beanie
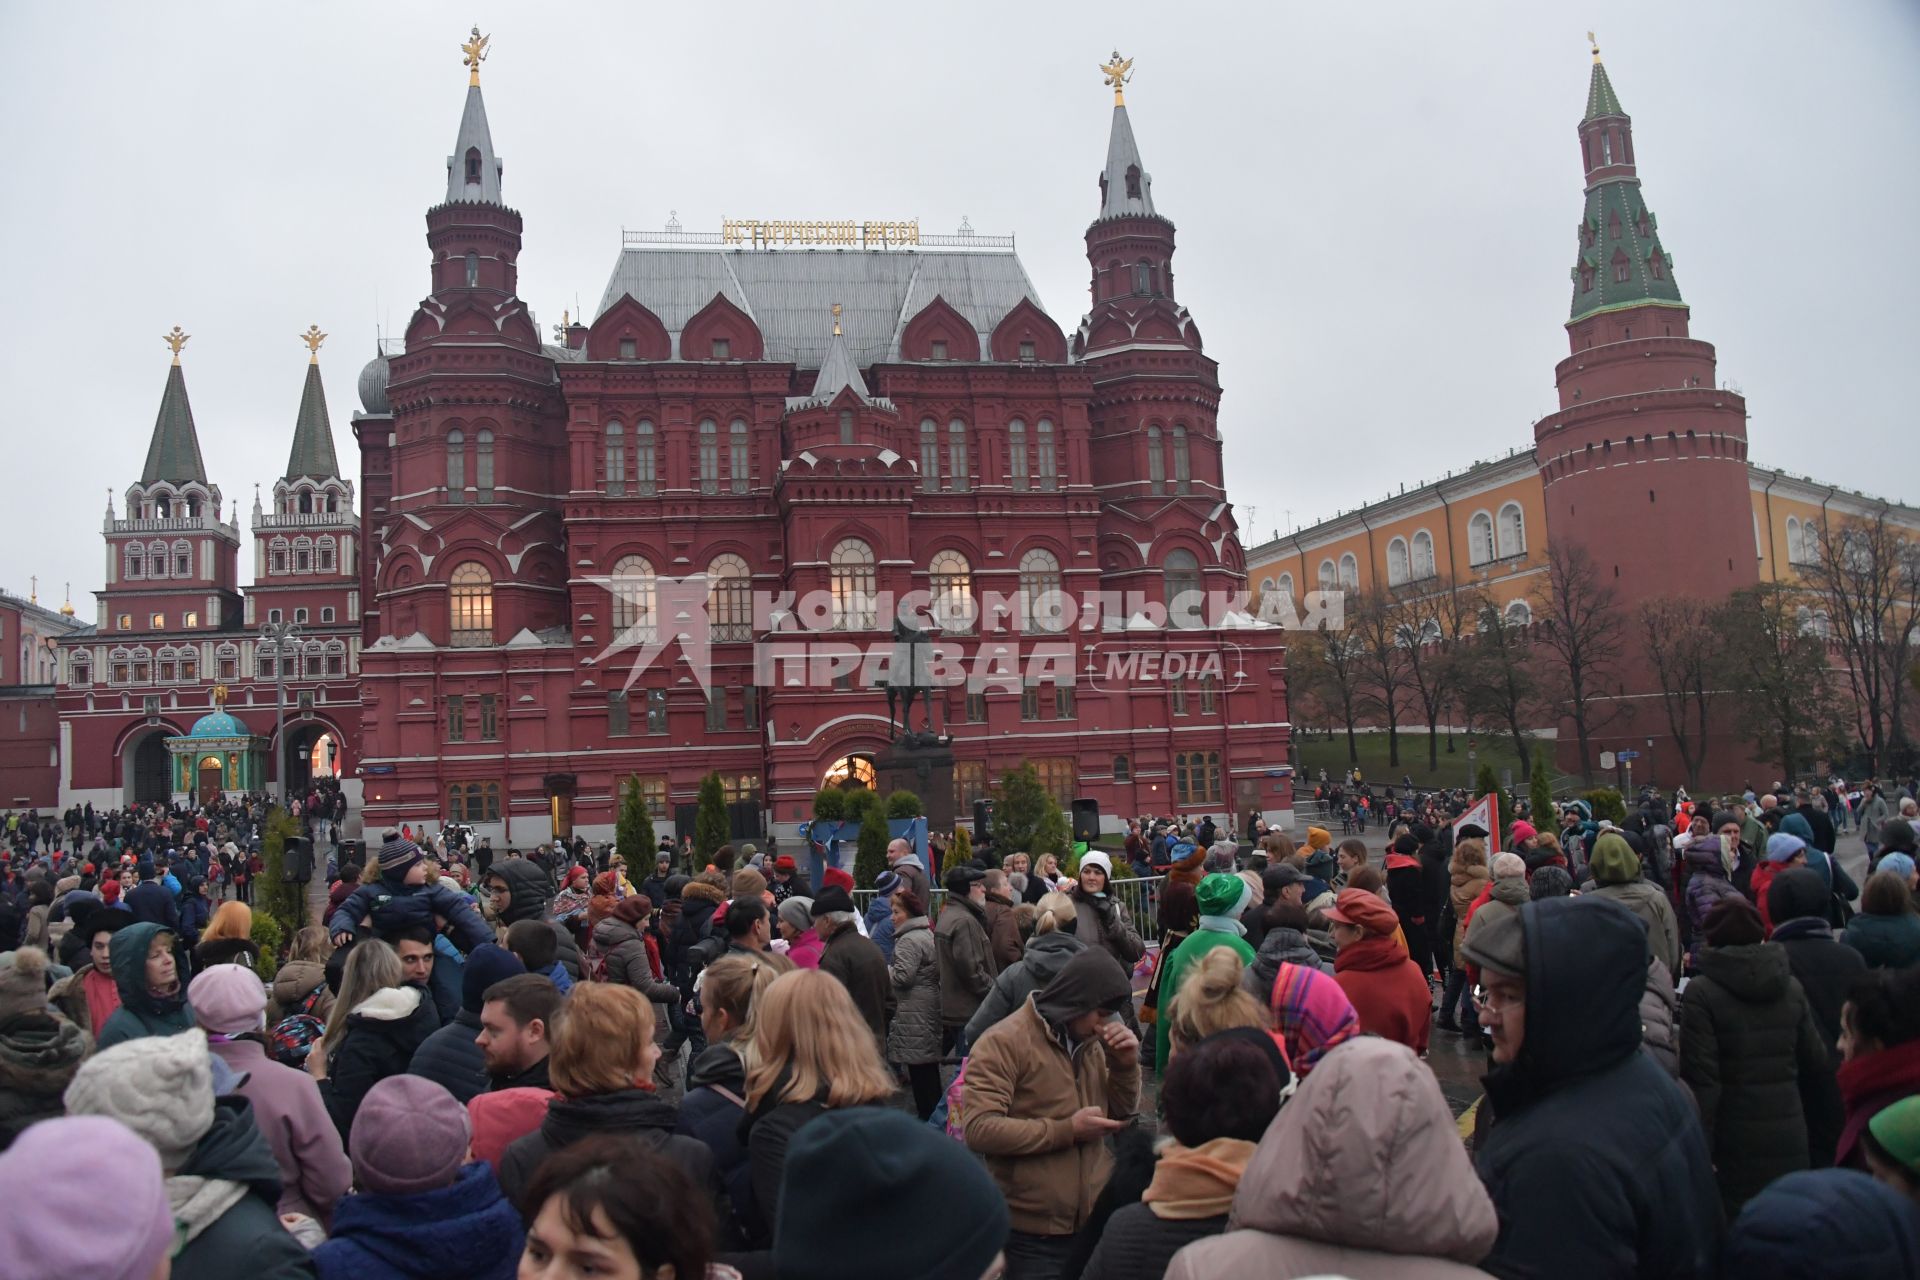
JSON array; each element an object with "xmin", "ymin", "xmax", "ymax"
[
  {"xmin": 379, "ymin": 834, "xmax": 423, "ymax": 877},
  {"xmin": 1588, "ymin": 833, "xmax": 1641, "ymax": 886},
  {"xmin": 731, "ymin": 867, "xmax": 768, "ymax": 901},
  {"xmin": 821, "ymin": 866, "xmax": 856, "ymax": 894},
  {"xmin": 775, "ymin": 1107, "xmax": 1009, "ymax": 1280},
  {"xmin": 1529, "ymin": 866, "xmax": 1574, "ymax": 900},
  {"xmin": 65, "ymin": 1029, "xmax": 216, "ymax": 1171},
  {"xmin": 1877, "ymin": 851, "xmax": 1916, "ymax": 885},
  {"xmin": 351, "ymin": 1074, "xmax": 471, "ymax": 1195},
  {"xmin": 467, "ymin": 1086, "xmax": 556, "ymax": 1174},
  {"xmin": 874, "ymin": 870, "xmax": 901, "ymax": 896},
  {"xmin": 0, "ymin": 947, "xmax": 52, "ymax": 1022},
  {"xmin": 1079, "ymin": 850, "xmax": 1113, "ymax": 880},
  {"xmin": 1767, "ymin": 866, "xmax": 1830, "ymax": 926},
  {"xmin": 811, "ymin": 886, "xmax": 855, "ymax": 918},
  {"xmin": 461, "ymin": 943, "xmax": 527, "ymax": 1015},
  {"xmin": 1196, "ymin": 872, "xmax": 1252, "ymax": 919},
  {"xmin": 1703, "ymin": 895, "xmax": 1765, "ymax": 948},
  {"xmin": 187, "ymin": 962, "xmax": 267, "ymax": 1036},
  {"xmin": 1306, "ymin": 827, "xmax": 1332, "ymax": 851},
  {"xmin": 0, "ymin": 1116, "xmax": 175, "ymax": 1280},
  {"xmin": 777, "ymin": 897, "xmax": 815, "ymax": 933},
  {"xmin": 1868, "ymin": 1095, "xmax": 1920, "ymax": 1174}
]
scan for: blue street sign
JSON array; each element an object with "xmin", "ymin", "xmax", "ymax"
[{"xmin": 1617, "ymin": 750, "xmax": 1641, "ymax": 761}]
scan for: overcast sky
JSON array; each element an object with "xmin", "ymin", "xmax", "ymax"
[{"xmin": 4, "ymin": 1, "xmax": 1915, "ymax": 611}]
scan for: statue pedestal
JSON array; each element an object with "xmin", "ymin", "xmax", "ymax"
[{"xmin": 876, "ymin": 737, "xmax": 956, "ymax": 833}]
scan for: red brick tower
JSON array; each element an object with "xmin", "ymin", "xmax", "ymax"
[
  {"xmin": 1535, "ymin": 44, "xmax": 1756, "ymax": 601},
  {"xmin": 1074, "ymin": 55, "xmax": 1290, "ymax": 826}
]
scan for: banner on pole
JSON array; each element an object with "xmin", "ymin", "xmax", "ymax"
[{"xmin": 1454, "ymin": 793, "xmax": 1501, "ymax": 854}]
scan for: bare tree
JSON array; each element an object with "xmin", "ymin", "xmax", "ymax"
[
  {"xmin": 1348, "ymin": 591, "xmax": 1414, "ymax": 768},
  {"xmin": 1451, "ymin": 587, "xmax": 1542, "ymax": 780},
  {"xmin": 1639, "ymin": 596, "xmax": 1721, "ymax": 788},
  {"xmin": 1798, "ymin": 511, "xmax": 1920, "ymax": 774},
  {"xmin": 1531, "ymin": 543, "xmax": 1627, "ymax": 785},
  {"xmin": 1719, "ymin": 583, "xmax": 1849, "ymax": 783},
  {"xmin": 1291, "ymin": 627, "xmax": 1368, "ymax": 765},
  {"xmin": 1386, "ymin": 584, "xmax": 1466, "ymax": 773}
]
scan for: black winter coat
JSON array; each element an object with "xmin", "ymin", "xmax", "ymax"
[
  {"xmin": 1475, "ymin": 896, "xmax": 1722, "ymax": 1280},
  {"xmin": 501, "ymin": 1088, "xmax": 715, "ymax": 1210},
  {"xmin": 319, "ymin": 985, "xmax": 441, "ymax": 1142},
  {"xmin": 174, "ymin": 1099, "xmax": 318, "ymax": 1280},
  {"xmin": 491, "ymin": 858, "xmax": 582, "ymax": 978},
  {"xmin": 818, "ymin": 926, "xmax": 891, "ymax": 1045},
  {"xmin": 1680, "ymin": 942, "xmax": 1830, "ymax": 1213},
  {"xmin": 1079, "ymin": 1203, "xmax": 1227, "ymax": 1280},
  {"xmin": 1772, "ymin": 916, "xmax": 1866, "ymax": 1165},
  {"xmin": 675, "ymin": 1045, "xmax": 761, "ymax": 1246},
  {"xmin": 406, "ymin": 1008, "xmax": 489, "ymax": 1104},
  {"xmin": 739, "ymin": 1088, "xmax": 830, "ymax": 1241}
]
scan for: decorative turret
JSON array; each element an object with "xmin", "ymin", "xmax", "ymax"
[
  {"xmin": 1096, "ymin": 52, "xmax": 1156, "ymax": 220},
  {"xmin": 142, "ymin": 327, "xmax": 209, "ymax": 485},
  {"xmin": 1569, "ymin": 35, "xmax": 1683, "ymax": 324},
  {"xmin": 286, "ymin": 325, "xmax": 342, "ymax": 480}
]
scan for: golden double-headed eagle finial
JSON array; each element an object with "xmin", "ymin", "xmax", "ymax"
[
  {"xmin": 1099, "ymin": 52, "xmax": 1134, "ymax": 105},
  {"xmin": 163, "ymin": 326, "xmax": 190, "ymax": 364},
  {"xmin": 832, "ymin": 302, "xmax": 843, "ymax": 337},
  {"xmin": 462, "ymin": 26, "xmax": 490, "ymax": 86},
  {"xmin": 1588, "ymin": 31, "xmax": 1601, "ymax": 63},
  {"xmin": 300, "ymin": 324, "xmax": 327, "ymax": 362}
]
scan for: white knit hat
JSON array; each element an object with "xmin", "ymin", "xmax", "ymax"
[{"xmin": 64, "ymin": 1029, "xmax": 216, "ymax": 1172}]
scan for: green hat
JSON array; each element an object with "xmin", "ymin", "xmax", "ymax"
[
  {"xmin": 1589, "ymin": 832, "xmax": 1641, "ymax": 886},
  {"xmin": 1868, "ymin": 1095, "xmax": 1920, "ymax": 1173},
  {"xmin": 1196, "ymin": 872, "xmax": 1251, "ymax": 919}
]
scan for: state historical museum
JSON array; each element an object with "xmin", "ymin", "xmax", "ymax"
[{"xmin": 63, "ymin": 43, "xmax": 1294, "ymax": 844}]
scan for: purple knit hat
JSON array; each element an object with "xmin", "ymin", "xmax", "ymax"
[
  {"xmin": 351, "ymin": 1074, "xmax": 471, "ymax": 1195},
  {"xmin": 0, "ymin": 1116, "xmax": 174, "ymax": 1280}
]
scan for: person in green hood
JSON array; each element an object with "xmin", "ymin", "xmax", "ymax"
[{"xmin": 93, "ymin": 920, "xmax": 196, "ymax": 1050}]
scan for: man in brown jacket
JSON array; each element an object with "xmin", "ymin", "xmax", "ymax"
[
  {"xmin": 936, "ymin": 866, "xmax": 996, "ymax": 1056},
  {"xmin": 962, "ymin": 949, "xmax": 1141, "ymax": 1278},
  {"xmin": 981, "ymin": 869, "xmax": 1025, "ymax": 970}
]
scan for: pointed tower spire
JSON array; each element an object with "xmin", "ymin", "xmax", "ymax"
[
  {"xmin": 142, "ymin": 328, "xmax": 209, "ymax": 485},
  {"xmin": 286, "ymin": 325, "xmax": 342, "ymax": 480},
  {"xmin": 446, "ymin": 27, "xmax": 503, "ymax": 205},
  {"xmin": 808, "ymin": 303, "xmax": 873, "ymax": 403},
  {"xmin": 1096, "ymin": 52, "xmax": 1155, "ymax": 219},
  {"xmin": 1568, "ymin": 42, "xmax": 1683, "ymax": 324}
]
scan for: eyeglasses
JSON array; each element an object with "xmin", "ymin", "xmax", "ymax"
[{"xmin": 1473, "ymin": 985, "xmax": 1521, "ymax": 1014}]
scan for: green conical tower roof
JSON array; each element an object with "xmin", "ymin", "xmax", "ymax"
[
  {"xmin": 1584, "ymin": 55, "xmax": 1625, "ymax": 122},
  {"xmin": 140, "ymin": 360, "xmax": 209, "ymax": 485},
  {"xmin": 285, "ymin": 359, "xmax": 341, "ymax": 480}
]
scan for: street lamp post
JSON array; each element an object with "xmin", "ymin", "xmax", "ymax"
[{"xmin": 259, "ymin": 621, "xmax": 301, "ymax": 808}]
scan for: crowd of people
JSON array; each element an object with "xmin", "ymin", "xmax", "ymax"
[{"xmin": 1, "ymin": 773, "xmax": 1919, "ymax": 1278}]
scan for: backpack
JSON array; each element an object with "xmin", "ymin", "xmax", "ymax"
[{"xmin": 267, "ymin": 982, "xmax": 328, "ymax": 1068}]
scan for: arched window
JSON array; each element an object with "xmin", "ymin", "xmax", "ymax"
[
  {"xmin": 1007, "ymin": 419, "xmax": 1028, "ymax": 490},
  {"xmin": 1317, "ymin": 559, "xmax": 1335, "ymax": 591},
  {"xmin": 1419, "ymin": 618, "xmax": 1442, "ymax": 645},
  {"xmin": 144, "ymin": 540, "xmax": 166, "ymax": 580},
  {"xmin": 297, "ymin": 488, "xmax": 313, "ymax": 514},
  {"xmin": 155, "ymin": 492, "xmax": 171, "ymax": 518},
  {"xmin": 609, "ymin": 555, "xmax": 656, "ymax": 641},
  {"xmin": 1338, "ymin": 553, "xmax": 1359, "ymax": 589},
  {"xmin": 1113, "ymin": 754, "xmax": 1131, "ymax": 782},
  {"xmin": 1147, "ymin": 426, "xmax": 1166, "ymax": 495},
  {"xmin": 1812, "ymin": 610, "xmax": 1832, "ymax": 640},
  {"xmin": 1276, "ymin": 572, "xmax": 1295, "ymax": 607},
  {"xmin": 1037, "ymin": 419, "xmax": 1058, "ymax": 490},
  {"xmin": 634, "ymin": 421, "xmax": 656, "ymax": 495},
  {"xmin": 729, "ymin": 419, "xmax": 750, "ymax": 494},
  {"xmin": 1165, "ymin": 549, "xmax": 1203, "ymax": 628},
  {"xmin": 446, "ymin": 430, "xmax": 466, "ymax": 500},
  {"xmin": 605, "ymin": 422, "xmax": 626, "ymax": 495},
  {"xmin": 294, "ymin": 537, "xmax": 313, "ymax": 573},
  {"xmin": 215, "ymin": 642, "xmax": 238, "ymax": 681},
  {"xmin": 1785, "ymin": 516, "xmax": 1804, "ymax": 565},
  {"xmin": 317, "ymin": 537, "xmax": 336, "ymax": 573},
  {"xmin": 1468, "ymin": 511, "xmax": 1495, "ymax": 566},
  {"xmin": 830, "ymin": 539, "xmax": 877, "ymax": 630},
  {"xmin": 324, "ymin": 492, "xmax": 337, "ymax": 513},
  {"xmin": 709, "ymin": 554, "xmax": 752, "ymax": 641},
  {"xmin": 1795, "ymin": 605, "xmax": 1814, "ymax": 635},
  {"xmin": 465, "ymin": 148, "xmax": 481, "ymax": 183},
  {"xmin": 475, "ymin": 429, "xmax": 495, "ymax": 502},
  {"xmin": 71, "ymin": 651, "xmax": 91, "ymax": 686},
  {"xmin": 1386, "ymin": 537, "xmax": 1411, "ymax": 587},
  {"xmin": 125, "ymin": 546, "xmax": 144, "ymax": 579},
  {"xmin": 1134, "ymin": 261, "xmax": 1152, "ymax": 294},
  {"xmin": 928, "ymin": 549, "xmax": 974, "ymax": 631},
  {"xmin": 1412, "ymin": 530, "xmax": 1436, "ymax": 580},
  {"xmin": 1497, "ymin": 503, "xmax": 1526, "ymax": 558},
  {"xmin": 1018, "ymin": 548, "xmax": 1064, "ymax": 633},
  {"xmin": 947, "ymin": 419, "xmax": 969, "ymax": 492},
  {"xmin": 448, "ymin": 562, "xmax": 493, "ymax": 646},
  {"xmin": 697, "ymin": 420, "xmax": 718, "ymax": 494},
  {"xmin": 919, "ymin": 418, "xmax": 940, "ymax": 491},
  {"xmin": 1171, "ymin": 426, "xmax": 1192, "ymax": 495},
  {"xmin": 464, "ymin": 251, "xmax": 479, "ymax": 288},
  {"xmin": 269, "ymin": 537, "xmax": 288, "ymax": 575},
  {"xmin": 1505, "ymin": 599, "xmax": 1533, "ymax": 627},
  {"xmin": 326, "ymin": 640, "xmax": 347, "ymax": 677}
]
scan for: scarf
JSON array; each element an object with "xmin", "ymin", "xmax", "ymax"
[
  {"xmin": 1268, "ymin": 961, "xmax": 1360, "ymax": 1076},
  {"xmin": 1197, "ymin": 914, "xmax": 1247, "ymax": 939},
  {"xmin": 167, "ymin": 1174, "xmax": 248, "ymax": 1247},
  {"xmin": 1142, "ymin": 1137, "xmax": 1257, "ymax": 1220},
  {"xmin": 83, "ymin": 967, "xmax": 121, "ymax": 1035}
]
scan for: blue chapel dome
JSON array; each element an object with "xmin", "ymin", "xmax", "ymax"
[{"xmin": 189, "ymin": 709, "xmax": 249, "ymax": 738}]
